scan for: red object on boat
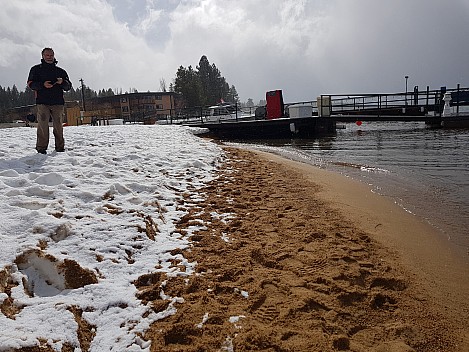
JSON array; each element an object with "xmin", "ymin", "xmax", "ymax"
[{"xmin": 266, "ymin": 90, "xmax": 284, "ymax": 119}]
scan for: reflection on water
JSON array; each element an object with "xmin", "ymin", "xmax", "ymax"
[{"xmin": 227, "ymin": 122, "xmax": 469, "ymax": 258}]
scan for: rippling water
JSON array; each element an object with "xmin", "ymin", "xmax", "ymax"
[{"xmin": 229, "ymin": 122, "xmax": 469, "ymax": 259}]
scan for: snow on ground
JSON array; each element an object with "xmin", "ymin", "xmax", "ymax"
[{"xmin": 0, "ymin": 124, "xmax": 223, "ymax": 351}]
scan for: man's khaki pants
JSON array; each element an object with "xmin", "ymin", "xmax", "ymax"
[{"xmin": 36, "ymin": 104, "xmax": 65, "ymax": 152}]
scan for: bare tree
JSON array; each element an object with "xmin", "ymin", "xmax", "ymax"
[{"xmin": 159, "ymin": 78, "xmax": 167, "ymax": 92}]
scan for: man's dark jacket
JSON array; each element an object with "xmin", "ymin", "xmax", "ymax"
[{"xmin": 27, "ymin": 59, "xmax": 72, "ymax": 105}]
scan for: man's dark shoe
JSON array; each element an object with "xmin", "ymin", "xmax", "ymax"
[
  {"xmin": 37, "ymin": 149, "xmax": 47, "ymax": 154},
  {"xmin": 56, "ymin": 148, "xmax": 65, "ymax": 152}
]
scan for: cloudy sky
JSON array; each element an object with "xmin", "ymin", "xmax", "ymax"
[{"xmin": 1, "ymin": 0, "xmax": 469, "ymax": 103}]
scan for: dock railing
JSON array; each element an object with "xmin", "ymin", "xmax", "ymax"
[
  {"xmin": 319, "ymin": 85, "xmax": 469, "ymax": 119},
  {"xmin": 161, "ymin": 103, "xmax": 266, "ymax": 125},
  {"xmin": 148, "ymin": 86, "xmax": 469, "ymax": 125}
]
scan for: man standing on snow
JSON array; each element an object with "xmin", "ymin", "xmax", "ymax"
[{"xmin": 27, "ymin": 47, "xmax": 72, "ymax": 154}]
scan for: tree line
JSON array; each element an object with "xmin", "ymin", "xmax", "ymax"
[
  {"xmin": 0, "ymin": 55, "xmax": 242, "ymax": 116},
  {"xmin": 0, "ymin": 84, "xmax": 116, "ymax": 114},
  {"xmin": 0, "ymin": 85, "xmax": 35, "ymax": 113}
]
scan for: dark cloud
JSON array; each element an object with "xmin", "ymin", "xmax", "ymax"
[{"xmin": 1, "ymin": 0, "xmax": 468, "ymax": 103}]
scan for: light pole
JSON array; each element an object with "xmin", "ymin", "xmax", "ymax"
[
  {"xmin": 405, "ymin": 75, "xmax": 409, "ymax": 106},
  {"xmin": 79, "ymin": 78, "xmax": 86, "ymax": 111}
]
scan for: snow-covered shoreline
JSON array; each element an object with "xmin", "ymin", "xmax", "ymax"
[{"xmin": 0, "ymin": 125, "xmax": 222, "ymax": 351}]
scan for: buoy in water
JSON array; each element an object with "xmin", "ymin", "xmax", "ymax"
[{"xmin": 356, "ymin": 120, "xmax": 362, "ymax": 126}]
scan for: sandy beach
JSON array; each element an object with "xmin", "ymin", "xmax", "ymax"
[
  {"xmin": 142, "ymin": 145, "xmax": 469, "ymax": 352},
  {"xmin": 2, "ymin": 128, "xmax": 467, "ymax": 351}
]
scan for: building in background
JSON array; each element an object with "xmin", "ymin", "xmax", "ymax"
[
  {"xmin": 2, "ymin": 92, "xmax": 182, "ymax": 126},
  {"xmin": 66, "ymin": 92, "xmax": 181, "ymax": 126}
]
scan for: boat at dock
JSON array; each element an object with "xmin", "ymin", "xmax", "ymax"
[
  {"xmin": 170, "ymin": 86, "xmax": 469, "ymax": 139},
  {"xmin": 159, "ymin": 102, "xmax": 257, "ymax": 126},
  {"xmin": 181, "ymin": 90, "xmax": 336, "ymax": 139},
  {"xmin": 202, "ymin": 102, "xmax": 255, "ymax": 123},
  {"xmin": 192, "ymin": 115, "xmax": 335, "ymax": 139}
]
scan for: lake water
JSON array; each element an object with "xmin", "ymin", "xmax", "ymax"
[{"xmin": 229, "ymin": 121, "xmax": 469, "ymax": 261}]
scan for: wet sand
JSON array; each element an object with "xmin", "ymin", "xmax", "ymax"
[{"xmin": 142, "ymin": 146, "xmax": 469, "ymax": 352}]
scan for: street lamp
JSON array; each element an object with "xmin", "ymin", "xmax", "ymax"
[{"xmin": 405, "ymin": 75, "xmax": 409, "ymax": 106}]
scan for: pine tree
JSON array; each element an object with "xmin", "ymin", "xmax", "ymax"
[
  {"xmin": 173, "ymin": 55, "xmax": 238, "ymax": 108},
  {"xmin": 174, "ymin": 65, "xmax": 203, "ymax": 107},
  {"xmin": 226, "ymin": 85, "xmax": 240, "ymax": 104}
]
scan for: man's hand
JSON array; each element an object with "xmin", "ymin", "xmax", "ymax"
[{"xmin": 44, "ymin": 78, "xmax": 63, "ymax": 88}]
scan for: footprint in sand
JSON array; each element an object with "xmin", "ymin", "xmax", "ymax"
[
  {"xmin": 253, "ymin": 304, "xmax": 280, "ymax": 322},
  {"xmin": 370, "ymin": 277, "xmax": 407, "ymax": 291}
]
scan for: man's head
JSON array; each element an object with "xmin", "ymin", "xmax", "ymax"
[{"xmin": 42, "ymin": 47, "xmax": 55, "ymax": 64}]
